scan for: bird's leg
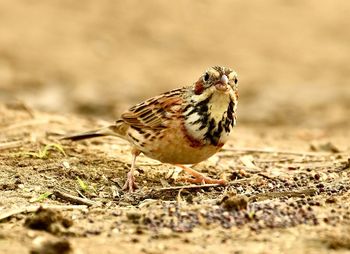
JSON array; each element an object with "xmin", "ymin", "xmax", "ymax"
[
  {"xmin": 175, "ymin": 164, "xmax": 227, "ymax": 185},
  {"xmin": 122, "ymin": 149, "xmax": 140, "ymax": 192}
]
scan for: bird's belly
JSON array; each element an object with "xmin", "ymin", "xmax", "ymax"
[{"xmin": 140, "ymin": 125, "xmax": 222, "ymax": 164}]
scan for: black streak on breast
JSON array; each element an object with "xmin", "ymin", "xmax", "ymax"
[{"xmin": 206, "ymin": 99, "xmax": 236, "ymax": 146}]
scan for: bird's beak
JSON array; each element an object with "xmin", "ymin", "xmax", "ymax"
[{"xmin": 215, "ymin": 74, "xmax": 229, "ymax": 92}]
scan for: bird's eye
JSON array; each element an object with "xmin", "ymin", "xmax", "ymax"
[
  {"xmin": 234, "ymin": 77, "xmax": 238, "ymax": 84},
  {"xmin": 203, "ymin": 73, "xmax": 210, "ymax": 81}
]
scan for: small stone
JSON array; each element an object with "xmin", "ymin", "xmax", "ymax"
[
  {"xmin": 325, "ymin": 197, "xmax": 337, "ymax": 204},
  {"xmin": 221, "ymin": 194, "xmax": 249, "ymax": 211},
  {"xmin": 31, "ymin": 236, "xmax": 72, "ymax": 254},
  {"xmin": 126, "ymin": 211, "xmax": 142, "ymax": 223}
]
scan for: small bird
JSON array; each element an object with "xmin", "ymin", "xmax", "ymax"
[{"xmin": 62, "ymin": 66, "xmax": 238, "ymax": 192}]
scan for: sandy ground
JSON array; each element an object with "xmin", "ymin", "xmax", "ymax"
[
  {"xmin": 0, "ymin": 0, "xmax": 350, "ymax": 253},
  {"xmin": 1, "ymin": 105, "xmax": 350, "ymax": 254}
]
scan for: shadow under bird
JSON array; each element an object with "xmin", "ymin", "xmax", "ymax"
[{"xmin": 61, "ymin": 66, "xmax": 239, "ymax": 192}]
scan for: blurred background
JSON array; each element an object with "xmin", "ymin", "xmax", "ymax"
[{"xmin": 0, "ymin": 0, "xmax": 349, "ymax": 128}]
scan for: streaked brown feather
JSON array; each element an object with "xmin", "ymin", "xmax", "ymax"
[{"xmin": 120, "ymin": 88, "xmax": 184, "ymax": 130}]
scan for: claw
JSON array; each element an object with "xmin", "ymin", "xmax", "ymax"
[
  {"xmin": 122, "ymin": 149, "xmax": 141, "ymax": 192},
  {"xmin": 122, "ymin": 171, "xmax": 138, "ymax": 192}
]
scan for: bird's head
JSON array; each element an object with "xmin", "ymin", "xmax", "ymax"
[{"xmin": 193, "ymin": 66, "xmax": 238, "ymax": 95}]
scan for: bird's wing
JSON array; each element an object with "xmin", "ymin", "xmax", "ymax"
[{"xmin": 120, "ymin": 88, "xmax": 184, "ymax": 130}]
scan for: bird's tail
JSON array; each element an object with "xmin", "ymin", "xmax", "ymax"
[{"xmin": 61, "ymin": 120, "xmax": 128, "ymax": 141}]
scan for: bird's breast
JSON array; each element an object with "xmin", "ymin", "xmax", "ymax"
[{"xmin": 136, "ymin": 118, "xmax": 223, "ymax": 164}]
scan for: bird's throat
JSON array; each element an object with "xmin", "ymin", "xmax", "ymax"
[{"xmin": 207, "ymin": 92, "xmax": 231, "ymax": 124}]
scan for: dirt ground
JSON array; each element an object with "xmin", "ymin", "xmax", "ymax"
[{"xmin": 1, "ymin": 1, "xmax": 350, "ymax": 253}]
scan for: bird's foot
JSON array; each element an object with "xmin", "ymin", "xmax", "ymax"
[
  {"xmin": 122, "ymin": 171, "xmax": 138, "ymax": 192},
  {"xmin": 176, "ymin": 164, "xmax": 227, "ymax": 185}
]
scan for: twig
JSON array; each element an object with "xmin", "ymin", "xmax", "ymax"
[
  {"xmin": 5, "ymin": 100, "xmax": 36, "ymax": 118},
  {"xmin": 257, "ymin": 173, "xmax": 276, "ymax": 180},
  {"xmin": 159, "ymin": 177, "xmax": 258, "ymax": 191},
  {"xmin": 276, "ymin": 159, "xmax": 350, "ymax": 170},
  {"xmin": 255, "ymin": 158, "xmax": 295, "ymax": 163},
  {"xmin": 222, "ymin": 147, "xmax": 334, "ymax": 157},
  {"xmin": 0, "ymin": 204, "xmax": 87, "ymax": 222},
  {"xmin": 159, "ymin": 183, "xmax": 222, "ymax": 191},
  {"xmin": 17, "ymin": 101, "xmax": 36, "ymax": 118},
  {"xmin": 109, "ymin": 178, "xmax": 124, "ymax": 189},
  {"xmin": 249, "ymin": 188, "xmax": 318, "ymax": 202},
  {"xmin": 76, "ymin": 188, "xmax": 89, "ymax": 200},
  {"xmin": 53, "ymin": 190, "xmax": 97, "ymax": 206},
  {"xmin": 0, "ymin": 141, "xmax": 23, "ymax": 151},
  {"xmin": 137, "ymin": 162, "xmax": 163, "ymax": 166}
]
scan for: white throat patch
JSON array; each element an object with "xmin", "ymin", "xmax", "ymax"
[{"xmin": 207, "ymin": 91, "xmax": 231, "ymax": 123}]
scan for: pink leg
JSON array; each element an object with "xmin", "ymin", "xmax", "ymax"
[
  {"xmin": 122, "ymin": 149, "xmax": 140, "ymax": 192},
  {"xmin": 175, "ymin": 164, "xmax": 227, "ymax": 185}
]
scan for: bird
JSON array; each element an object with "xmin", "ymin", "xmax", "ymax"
[{"xmin": 62, "ymin": 66, "xmax": 238, "ymax": 192}]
